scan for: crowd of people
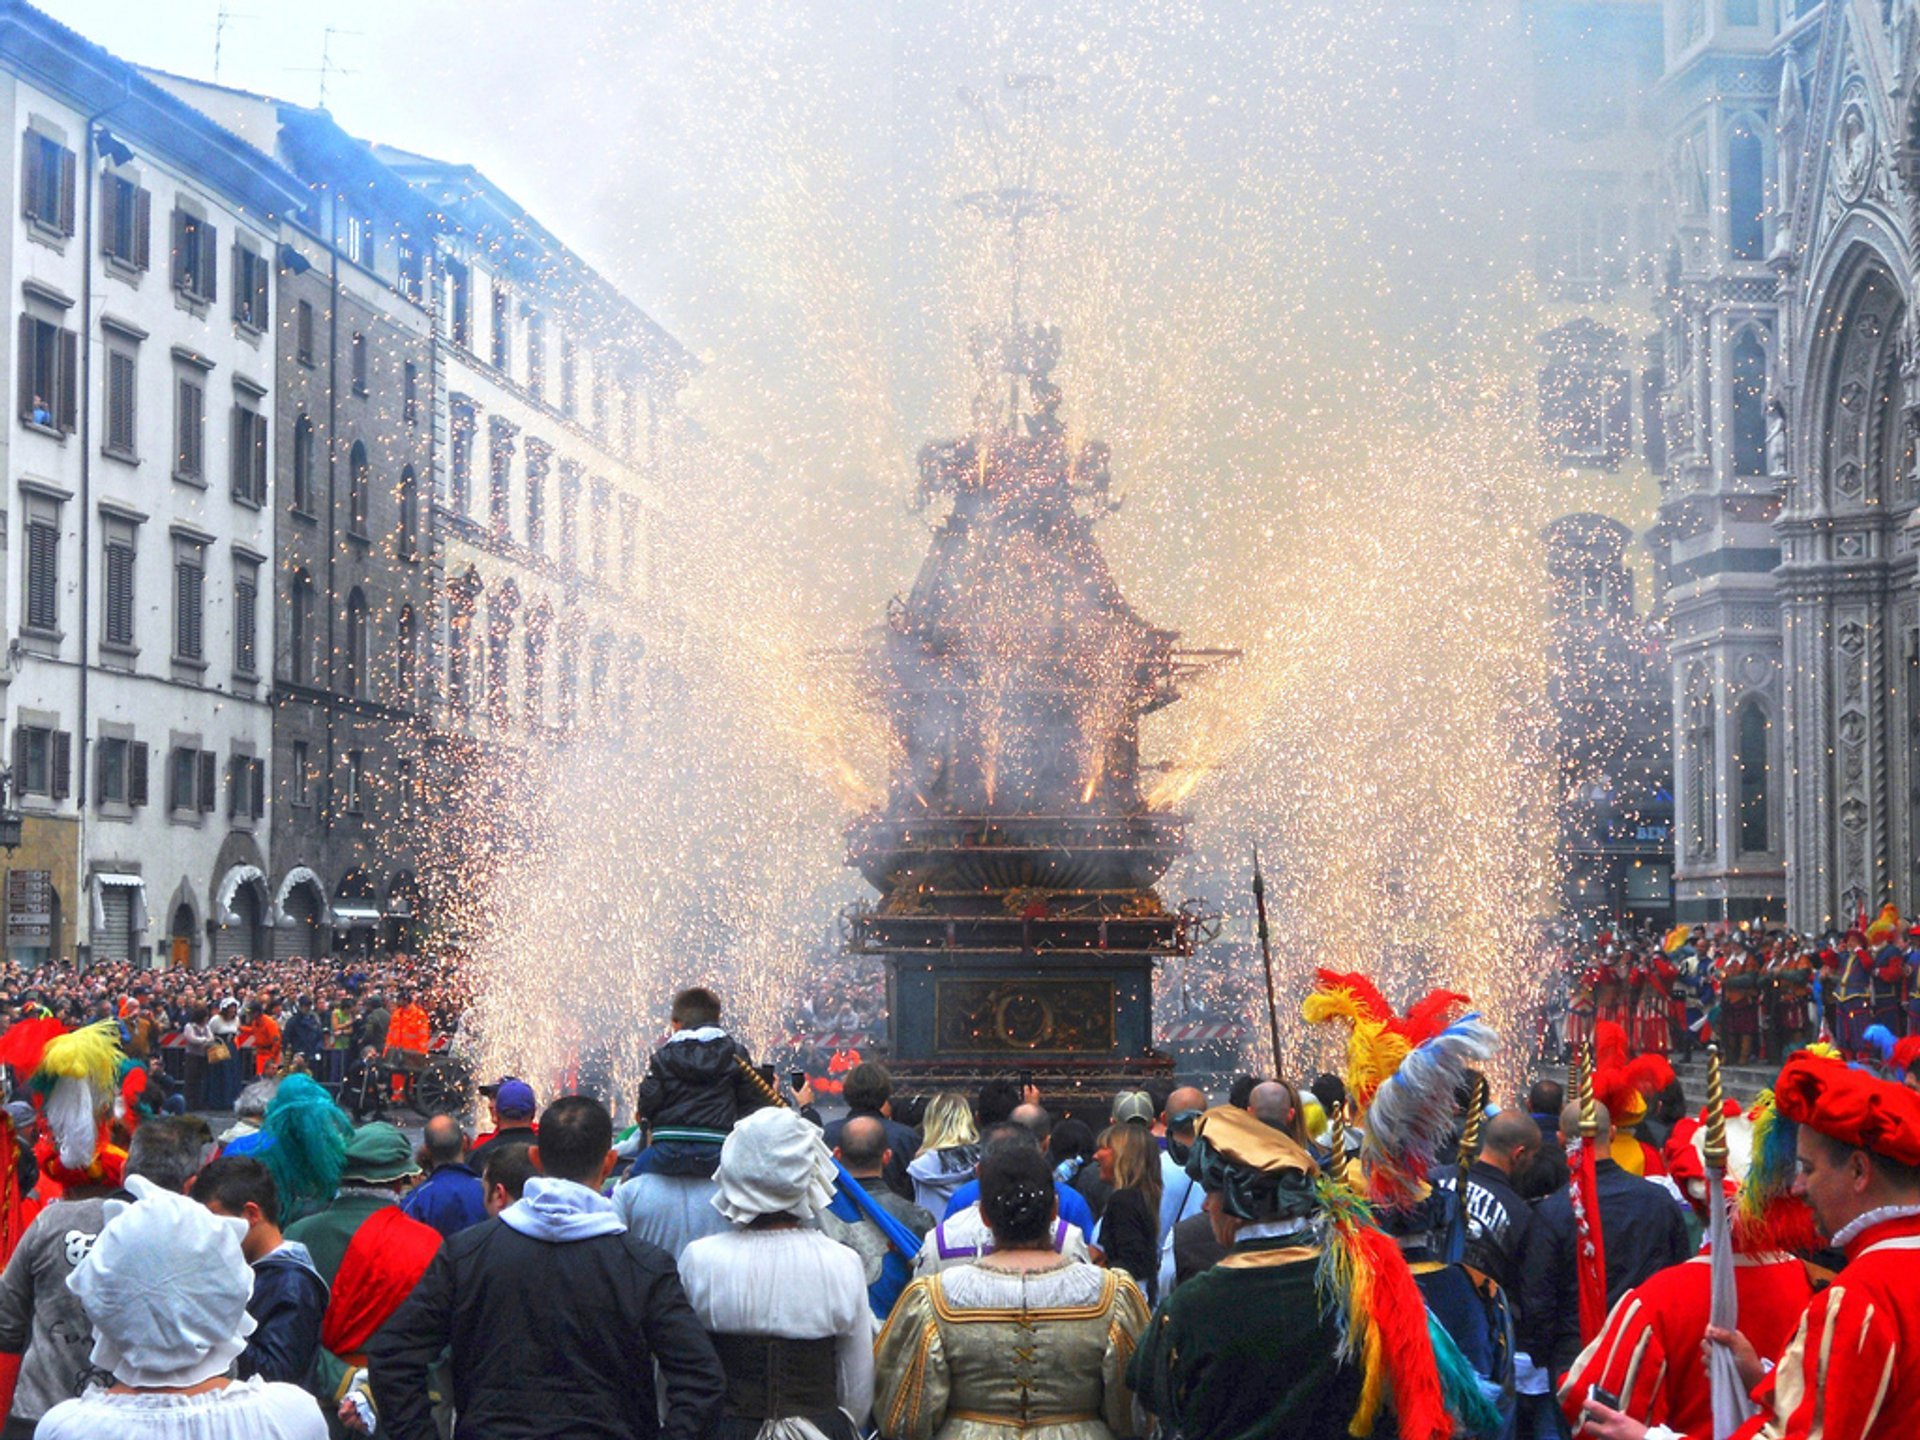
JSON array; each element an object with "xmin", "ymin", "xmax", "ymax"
[
  {"xmin": 0, "ymin": 969, "xmax": 1908, "ymax": 1438},
  {"xmin": 0, "ymin": 953, "xmax": 469, "ymax": 1118},
  {"xmin": 1555, "ymin": 902, "xmax": 1920, "ymax": 1066}
]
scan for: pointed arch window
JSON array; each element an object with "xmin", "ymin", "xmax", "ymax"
[
  {"xmin": 398, "ymin": 465, "xmax": 419, "ymax": 561},
  {"xmin": 291, "ymin": 415, "xmax": 315, "ymax": 514},
  {"xmin": 1730, "ymin": 329, "xmax": 1767, "ymax": 478},
  {"xmin": 395, "ymin": 604, "xmax": 417, "ymax": 705},
  {"xmin": 348, "ymin": 440, "xmax": 370, "ymax": 537},
  {"xmin": 1737, "ymin": 700, "xmax": 1770, "ymax": 853},
  {"xmin": 345, "ymin": 588, "xmax": 369, "ymax": 700},
  {"xmin": 1728, "ymin": 122, "xmax": 1766, "ymax": 261}
]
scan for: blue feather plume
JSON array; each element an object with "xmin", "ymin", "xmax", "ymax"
[{"xmin": 1864, "ymin": 1024, "xmax": 1898, "ymax": 1063}]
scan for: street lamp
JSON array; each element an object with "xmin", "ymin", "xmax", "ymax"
[{"xmin": 0, "ymin": 773, "xmax": 23, "ymax": 852}]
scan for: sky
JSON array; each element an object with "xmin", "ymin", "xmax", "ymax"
[{"xmin": 37, "ymin": 1, "xmax": 682, "ymax": 327}]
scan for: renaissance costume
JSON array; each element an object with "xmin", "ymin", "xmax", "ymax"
[
  {"xmin": 873, "ymin": 1261, "xmax": 1146, "ymax": 1440},
  {"xmin": 1128, "ymin": 1104, "xmax": 1480, "ymax": 1440},
  {"xmin": 1706, "ymin": 1054, "xmax": 1920, "ymax": 1440},
  {"xmin": 1558, "ymin": 1091, "xmax": 1817, "ymax": 1435}
]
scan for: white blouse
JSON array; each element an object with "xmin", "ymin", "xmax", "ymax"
[
  {"xmin": 678, "ymin": 1225, "xmax": 875, "ymax": 1423},
  {"xmin": 36, "ymin": 1377, "xmax": 325, "ymax": 1440}
]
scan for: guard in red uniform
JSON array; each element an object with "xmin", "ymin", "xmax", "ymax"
[
  {"xmin": 1580, "ymin": 1052, "xmax": 1920, "ymax": 1440},
  {"xmin": 1558, "ymin": 1092, "xmax": 1818, "ymax": 1436}
]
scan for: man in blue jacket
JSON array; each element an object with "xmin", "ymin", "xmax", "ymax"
[
  {"xmin": 193, "ymin": 1153, "xmax": 329, "ymax": 1385},
  {"xmin": 401, "ymin": 1115, "xmax": 487, "ymax": 1238}
]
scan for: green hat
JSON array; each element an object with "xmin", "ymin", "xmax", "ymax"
[{"xmin": 340, "ymin": 1122, "xmax": 421, "ymax": 1185}]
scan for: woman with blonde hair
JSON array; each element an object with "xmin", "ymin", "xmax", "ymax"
[
  {"xmin": 906, "ymin": 1093, "xmax": 979, "ymax": 1214},
  {"xmin": 1092, "ymin": 1123, "xmax": 1163, "ymax": 1299}
]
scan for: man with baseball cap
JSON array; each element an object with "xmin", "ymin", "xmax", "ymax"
[
  {"xmin": 1581, "ymin": 1051, "xmax": 1920, "ymax": 1440},
  {"xmin": 469, "ymin": 1077, "xmax": 536, "ymax": 1173}
]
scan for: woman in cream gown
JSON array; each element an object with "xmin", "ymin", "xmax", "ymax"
[{"xmin": 874, "ymin": 1142, "xmax": 1147, "ymax": 1440}]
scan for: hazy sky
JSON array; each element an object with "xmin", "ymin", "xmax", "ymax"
[{"xmin": 38, "ymin": 1, "xmax": 681, "ymax": 324}]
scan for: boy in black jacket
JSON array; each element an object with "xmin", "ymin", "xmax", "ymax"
[{"xmin": 631, "ymin": 987, "xmax": 768, "ymax": 1177}]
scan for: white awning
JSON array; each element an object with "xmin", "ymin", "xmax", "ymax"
[
  {"xmin": 214, "ymin": 864, "xmax": 267, "ymax": 925},
  {"xmin": 273, "ymin": 866, "xmax": 327, "ymax": 925},
  {"xmin": 91, "ymin": 873, "xmax": 148, "ymax": 933},
  {"xmin": 332, "ymin": 903, "xmax": 381, "ymax": 927}
]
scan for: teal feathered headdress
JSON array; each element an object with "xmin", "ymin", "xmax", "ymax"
[{"xmin": 258, "ymin": 1073, "xmax": 352, "ymax": 1215}]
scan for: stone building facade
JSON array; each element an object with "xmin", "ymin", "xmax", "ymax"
[
  {"xmin": 0, "ymin": 10, "xmax": 306, "ymax": 967},
  {"xmin": 142, "ymin": 77, "xmax": 440, "ymax": 962},
  {"xmin": 1654, "ymin": 0, "xmax": 1920, "ymax": 929}
]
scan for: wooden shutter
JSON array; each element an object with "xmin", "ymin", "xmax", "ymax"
[
  {"xmin": 229, "ymin": 407, "xmax": 245, "ymax": 497},
  {"xmin": 133, "ymin": 187, "xmax": 151, "ymax": 270},
  {"xmin": 199, "ymin": 220, "xmax": 218, "ymax": 303},
  {"xmin": 108, "ymin": 353, "xmax": 134, "ymax": 453},
  {"xmin": 253, "ymin": 256, "xmax": 268, "ymax": 329},
  {"xmin": 16, "ymin": 314, "xmax": 32, "ymax": 420},
  {"xmin": 27, "ymin": 522, "xmax": 56, "ymax": 632},
  {"xmin": 20, "ymin": 133, "xmax": 39, "ymax": 224},
  {"xmin": 95, "ymin": 744, "xmax": 109, "ymax": 804},
  {"xmin": 252, "ymin": 413, "xmax": 269, "ymax": 503},
  {"xmin": 226, "ymin": 756, "xmax": 239, "ymax": 818},
  {"xmin": 171, "ymin": 209, "xmax": 188, "ymax": 289},
  {"xmin": 129, "ymin": 742, "xmax": 148, "ymax": 808},
  {"xmin": 50, "ymin": 731, "xmax": 71, "ymax": 801},
  {"xmin": 197, "ymin": 750, "xmax": 216, "ymax": 812},
  {"xmin": 56, "ymin": 328, "xmax": 76, "ymax": 433},
  {"xmin": 99, "ymin": 173, "xmax": 118, "ymax": 257},
  {"xmin": 56, "ymin": 147, "xmax": 74, "ymax": 236},
  {"xmin": 9, "ymin": 728, "xmax": 22, "ymax": 798},
  {"xmin": 230, "ymin": 246, "xmax": 242, "ymax": 323},
  {"xmin": 250, "ymin": 759, "xmax": 265, "ymax": 819}
]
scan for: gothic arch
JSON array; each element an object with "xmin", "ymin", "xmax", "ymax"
[{"xmin": 1802, "ymin": 241, "xmax": 1908, "ymax": 511}]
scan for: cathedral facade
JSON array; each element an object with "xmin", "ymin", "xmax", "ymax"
[{"xmin": 1660, "ymin": 0, "xmax": 1920, "ymax": 928}]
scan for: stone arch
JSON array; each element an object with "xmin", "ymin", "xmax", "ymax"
[
  {"xmin": 1732, "ymin": 694, "xmax": 1773, "ymax": 855},
  {"xmin": 1802, "ymin": 239, "xmax": 1909, "ymax": 511}
]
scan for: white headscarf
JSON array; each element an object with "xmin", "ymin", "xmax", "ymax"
[
  {"xmin": 711, "ymin": 1107, "xmax": 838, "ymax": 1226},
  {"xmin": 66, "ymin": 1175, "xmax": 256, "ymax": 1387}
]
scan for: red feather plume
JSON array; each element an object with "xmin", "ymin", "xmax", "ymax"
[
  {"xmin": 1625, "ymin": 1053, "xmax": 1676, "ymax": 1097},
  {"xmin": 0, "ymin": 1017, "xmax": 65, "ymax": 1078},
  {"xmin": 1592, "ymin": 1021, "xmax": 1631, "ymax": 1071},
  {"xmin": 1356, "ymin": 1222, "xmax": 1451, "ymax": 1440},
  {"xmin": 1399, "ymin": 989, "xmax": 1471, "ymax": 1047},
  {"xmin": 1313, "ymin": 968, "xmax": 1394, "ymax": 1022}
]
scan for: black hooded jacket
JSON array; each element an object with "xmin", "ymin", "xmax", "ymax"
[{"xmin": 635, "ymin": 1028, "xmax": 765, "ymax": 1134}]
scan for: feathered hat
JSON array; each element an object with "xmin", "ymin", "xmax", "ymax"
[
  {"xmin": 1867, "ymin": 903, "xmax": 1902, "ymax": 947},
  {"xmin": 1300, "ymin": 969, "xmax": 1498, "ymax": 1211},
  {"xmin": 19, "ymin": 1020, "xmax": 127, "ymax": 1188}
]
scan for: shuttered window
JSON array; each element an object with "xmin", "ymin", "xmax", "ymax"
[
  {"xmin": 104, "ymin": 349, "xmax": 137, "ymax": 458},
  {"xmin": 173, "ymin": 541, "xmax": 205, "ymax": 662},
  {"xmin": 174, "ymin": 376, "xmax": 205, "ymax": 480},
  {"xmin": 296, "ymin": 300, "xmax": 315, "ymax": 366},
  {"xmin": 168, "ymin": 746, "xmax": 194, "ymax": 812},
  {"xmin": 232, "ymin": 246, "xmax": 268, "ymax": 330},
  {"xmin": 21, "ymin": 130, "xmax": 74, "ymax": 236},
  {"xmin": 102, "ymin": 525, "xmax": 135, "ymax": 648},
  {"xmin": 100, "ymin": 174, "xmax": 150, "ymax": 269},
  {"xmin": 171, "ymin": 209, "xmax": 217, "ymax": 303},
  {"xmin": 234, "ymin": 569, "xmax": 258, "ymax": 677},
  {"xmin": 18, "ymin": 315, "xmax": 77, "ymax": 433},
  {"xmin": 198, "ymin": 750, "xmax": 217, "ymax": 812},
  {"xmin": 24, "ymin": 500, "xmax": 60, "ymax": 635},
  {"xmin": 96, "ymin": 737, "xmax": 129, "ymax": 805},
  {"xmin": 230, "ymin": 406, "xmax": 267, "ymax": 505},
  {"xmin": 129, "ymin": 741, "xmax": 148, "ymax": 807}
]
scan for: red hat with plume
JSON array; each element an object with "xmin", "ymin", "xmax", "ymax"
[{"xmin": 1774, "ymin": 1052, "xmax": 1920, "ymax": 1167}]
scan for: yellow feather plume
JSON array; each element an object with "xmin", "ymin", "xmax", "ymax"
[
  {"xmin": 1301, "ymin": 987, "xmax": 1410, "ymax": 1107},
  {"xmin": 36, "ymin": 1020, "xmax": 123, "ymax": 1100}
]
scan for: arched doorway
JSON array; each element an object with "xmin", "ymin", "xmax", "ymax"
[
  {"xmin": 333, "ymin": 867, "xmax": 380, "ymax": 959},
  {"xmin": 212, "ymin": 865, "xmax": 268, "ymax": 966},
  {"xmin": 169, "ymin": 903, "xmax": 196, "ymax": 970},
  {"xmin": 273, "ymin": 869, "xmax": 327, "ymax": 962}
]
